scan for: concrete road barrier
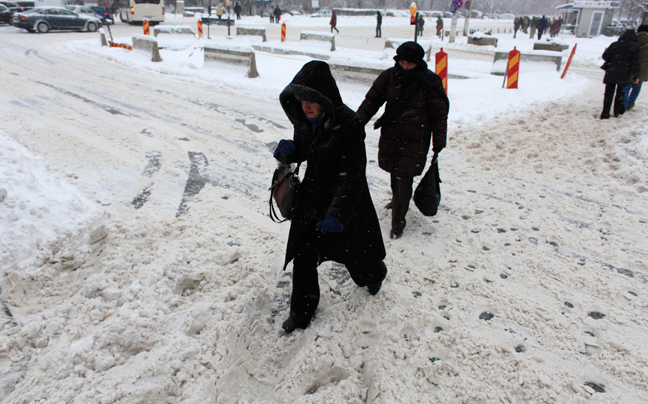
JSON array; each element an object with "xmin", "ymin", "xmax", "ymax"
[
  {"xmin": 153, "ymin": 25, "xmax": 196, "ymax": 37},
  {"xmin": 533, "ymin": 42, "xmax": 569, "ymax": 52},
  {"xmin": 492, "ymin": 50, "xmax": 562, "ymax": 73},
  {"xmin": 236, "ymin": 27, "xmax": 266, "ymax": 42},
  {"xmin": 467, "ymin": 35, "xmax": 498, "ymax": 47},
  {"xmin": 300, "ymin": 31, "xmax": 335, "ymax": 51},
  {"xmin": 132, "ymin": 34, "xmax": 162, "ymax": 62},
  {"xmin": 203, "ymin": 45, "xmax": 259, "ymax": 78}
]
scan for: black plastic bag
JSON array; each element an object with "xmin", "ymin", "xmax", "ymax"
[{"xmin": 413, "ymin": 153, "xmax": 441, "ymax": 216}]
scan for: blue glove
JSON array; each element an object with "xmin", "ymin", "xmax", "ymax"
[
  {"xmin": 316, "ymin": 216, "xmax": 344, "ymax": 235},
  {"xmin": 273, "ymin": 139, "xmax": 295, "ymax": 159}
]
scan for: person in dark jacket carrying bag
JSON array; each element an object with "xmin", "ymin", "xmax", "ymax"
[
  {"xmin": 600, "ymin": 29, "xmax": 640, "ymax": 119},
  {"xmin": 273, "ymin": 61, "xmax": 388, "ymax": 334},
  {"xmin": 356, "ymin": 41, "xmax": 449, "ymax": 239}
]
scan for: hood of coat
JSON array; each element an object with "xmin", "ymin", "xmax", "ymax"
[
  {"xmin": 279, "ymin": 61, "xmax": 343, "ymax": 130},
  {"xmin": 619, "ymin": 29, "xmax": 638, "ymax": 43}
]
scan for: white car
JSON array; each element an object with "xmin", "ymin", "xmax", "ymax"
[{"xmin": 311, "ymin": 9, "xmax": 331, "ymax": 18}]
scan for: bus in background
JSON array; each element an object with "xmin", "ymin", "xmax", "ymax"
[{"xmin": 119, "ymin": 0, "xmax": 163, "ymax": 25}]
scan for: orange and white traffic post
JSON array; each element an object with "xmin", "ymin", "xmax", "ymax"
[
  {"xmin": 197, "ymin": 20, "xmax": 203, "ymax": 38},
  {"xmin": 281, "ymin": 23, "xmax": 286, "ymax": 42},
  {"xmin": 561, "ymin": 43, "xmax": 577, "ymax": 79},
  {"xmin": 506, "ymin": 46, "xmax": 520, "ymax": 89},
  {"xmin": 435, "ymin": 48, "xmax": 448, "ymax": 94},
  {"xmin": 143, "ymin": 17, "xmax": 150, "ymax": 35}
]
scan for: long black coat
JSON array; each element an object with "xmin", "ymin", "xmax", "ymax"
[
  {"xmin": 277, "ymin": 61, "xmax": 386, "ymax": 269},
  {"xmin": 357, "ymin": 62, "xmax": 449, "ymax": 177},
  {"xmin": 602, "ymin": 29, "xmax": 640, "ymax": 85}
]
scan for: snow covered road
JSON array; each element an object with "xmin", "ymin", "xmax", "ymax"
[{"xmin": 1, "ymin": 18, "xmax": 648, "ymax": 404}]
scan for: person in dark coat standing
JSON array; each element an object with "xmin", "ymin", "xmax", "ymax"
[
  {"xmin": 273, "ymin": 61, "xmax": 388, "ymax": 334},
  {"xmin": 624, "ymin": 25, "xmax": 648, "ymax": 110},
  {"xmin": 330, "ymin": 9, "xmax": 339, "ymax": 33},
  {"xmin": 436, "ymin": 15, "xmax": 443, "ymax": 37},
  {"xmin": 273, "ymin": 5, "xmax": 281, "ymax": 23},
  {"xmin": 513, "ymin": 17, "xmax": 521, "ymax": 38},
  {"xmin": 234, "ymin": 2, "xmax": 241, "ymax": 19},
  {"xmin": 376, "ymin": 11, "xmax": 382, "ymax": 38},
  {"xmin": 536, "ymin": 15, "xmax": 549, "ymax": 40},
  {"xmin": 356, "ymin": 42, "xmax": 449, "ymax": 239},
  {"xmin": 600, "ymin": 29, "xmax": 640, "ymax": 119}
]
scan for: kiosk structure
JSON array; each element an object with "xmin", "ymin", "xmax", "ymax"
[{"xmin": 556, "ymin": 1, "xmax": 619, "ymax": 37}]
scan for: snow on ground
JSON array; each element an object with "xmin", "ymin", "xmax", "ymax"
[{"xmin": 1, "ymin": 15, "xmax": 648, "ymax": 403}]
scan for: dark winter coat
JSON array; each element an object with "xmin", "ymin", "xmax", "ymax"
[
  {"xmin": 277, "ymin": 61, "xmax": 386, "ymax": 270},
  {"xmin": 377, "ymin": 11, "xmax": 382, "ymax": 26},
  {"xmin": 357, "ymin": 62, "xmax": 449, "ymax": 177},
  {"xmin": 638, "ymin": 31, "xmax": 648, "ymax": 82},
  {"xmin": 536, "ymin": 16, "xmax": 549, "ymax": 32},
  {"xmin": 602, "ymin": 29, "xmax": 640, "ymax": 85},
  {"xmin": 329, "ymin": 11, "xmax": 337, "ymax": 27}
]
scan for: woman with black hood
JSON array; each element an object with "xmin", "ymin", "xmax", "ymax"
[
  {"xmin": 600, "ymin": 29, "xmax": 640, "ymax": 119},
  {"xmin": 357, "ymin": 41, "xmax": 449, "ymax": 239},
  {"xmin": 273, "ymin": 61, "xmax": 388, "ymax": 334}
]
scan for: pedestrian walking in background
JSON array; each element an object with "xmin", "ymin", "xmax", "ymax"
[
  {"xmin": 273, "ymin": 61, "xmax": 388, "ymax": 333},
  {"xmin": 216, "ymin": 3, "xmax": 224, "ymax": 19},
  {"xmin": 536, "ymin": 15, "xmax": 549, "ymax": 40},
  {"xmin": 513, "ymin": 17, "xmax": 521, "ymax": 38},
  {"xmin": 330, "ymin": 9, "xmax": 339, "ymax": 33},
  {"xmin": 624, "ymin": 25, "xmax": 648, "ymax": 110},
  {"xmin": 269, "ymin": 5, "xmax": 274, "ymax": 23},
  {"xmin": 549, "ymin": 18, "xmax": 560, "ymax": 38},
  {"xmin": 436, "ymin": 15, "xmax": 443, "ymax": 38},
  {"xmin": 600, "ymin": 29, "xmax": 640, "ymax": 119},
  {"xmin": 522, "ymin": 16, "xmax": 529, "ymax": 33},
  {"xmin": 416, "ymin": 14, "xmax": 425, "ymax": 37},
  {"xmin": 356, "ymin": 42, "xmax": 449, "ymax": 239},
  {"xmin": 273, "ymin": 5, "xmax": 281, "ymax": 23},
  {"xmin": 234, "ymin": 2, "xmax": 241, "ymax": 19},
  {"xmin": 376, "ymin": 11, "xmax": 382, "ymax": 38},
  {"xmin": 529, "ymin": 16, "xmax": 538, "ymax": 39}
]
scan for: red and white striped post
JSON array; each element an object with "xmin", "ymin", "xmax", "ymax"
[{"xmin": 142, "ymin": 17, "xmax": 150, "ymax": 35}]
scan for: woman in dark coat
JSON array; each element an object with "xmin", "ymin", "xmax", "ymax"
[
  {"xmin": 600, "ymin": 29, "xmax": 640, "ymax": 119},
  {"xmin": 356, "ymin": 42, "xmax": 449, "ymax": 239},
  {"xmin": 274, "ymin": 61, "xmax": 388, "ymax": 333}
]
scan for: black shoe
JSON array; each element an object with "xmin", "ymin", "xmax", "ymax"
[
  {"xmin": 600, "ymin": 113, "xmax": 610, "ymax": 120},
  {"xmin": 385, "ymin": 201, "xmax": 393, "ymax": 210},
  {"xmin": 390, "ymin": 228, "xmax": 403, "ymax": 239},
  {"xmin": 282, "ymin": 316, "xmax": 308, "ymax": 334},
  {"xmin": 626, "ymin": 104, "xmax": 634, "ymax": 110},
  {"xmin": 367, "ymin": 281, "xmax": 382, "ymax": 295}
]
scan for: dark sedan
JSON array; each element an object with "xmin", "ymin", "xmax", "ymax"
[
  {"xmin": 0, "ymin": 4, "xmax": 11, "ymax": 24},
  {"xmin": 12, "ymin": 6, "xmax": 102, "ymax": 33}
]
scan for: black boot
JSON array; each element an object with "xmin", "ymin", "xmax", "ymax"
[{"xmin": 282, "ymin": 316, "xmax": 310, "ymax": 334}]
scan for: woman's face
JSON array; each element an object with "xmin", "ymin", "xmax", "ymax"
[
  {"xmin": 301, "ymin": 101, "xmax": 324, "ymax": 118},
  {"xmin": 399, "ymin": 60, "xmax": 417, "ymax": 71}
]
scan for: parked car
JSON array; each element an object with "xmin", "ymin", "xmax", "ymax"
[
  {"xmin": 310, "ymin": 9, "xmax": 331, "ymax": 18},
  {"xmin": 13, "ymin": 6, "xmax": 102, "ymax": 33},
  {"xmin": 65, "ymin": 5, "xmax": 113, "ymax": 24},
  {"xmin": 0, "ymin": 0, "xmax": 22, "ymax": 14},
  {"xmin": 0, "ymin": 4, "xmax": 11, "ymax": 23},
  {"xmin": 443, "ymin": 11, "xmax": 453, "ymax": 18}
]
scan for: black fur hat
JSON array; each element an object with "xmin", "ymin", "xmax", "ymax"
[{"xmin": 393, "ymin": 41, "xmax": 425, "ymax": 65}]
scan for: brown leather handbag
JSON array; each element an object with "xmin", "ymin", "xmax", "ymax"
[{"xmin": 269, "ymin": 163, "xmax": 301, "ymax": 222}]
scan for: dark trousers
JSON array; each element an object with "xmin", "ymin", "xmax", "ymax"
[
  {"xmin": 376, "ymin": 24, "xmax": 381, "ymax": 37},
  {"xmin": 390, "ymin": 174, "xmax": 414, "ymax": 232},
  {"xmin": 602, "ymin": 83, "xmax": 626, "ymax": 117},
  {"xmin": 331, "ymin": 25, "xmax": 339, "ymax": 33},
  {"xmin": 289, "ymin": 229, "xmax": 387, "ymax": 326}
]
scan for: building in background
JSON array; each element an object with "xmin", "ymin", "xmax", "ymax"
[{"xmin": 556, "ymin": 0, "xmax": 619, "ymax": 37}]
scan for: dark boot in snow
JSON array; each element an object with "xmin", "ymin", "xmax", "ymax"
[
  {"xmin": 367, "ymin": 281, "xmax": 382, "ymax": 295},
  {"xmin": 282, "ymin": 316, "xmax": 309, "ymax": 334}
]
